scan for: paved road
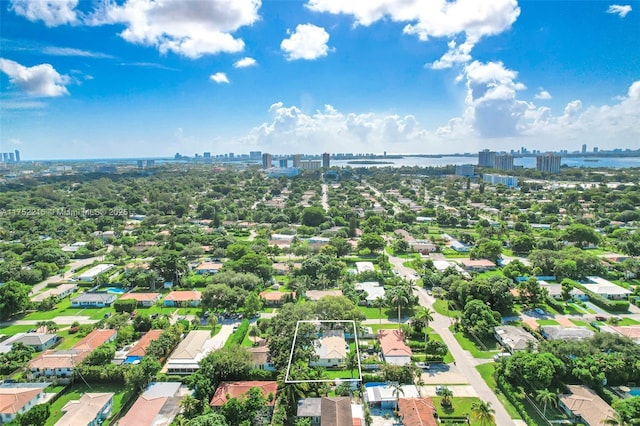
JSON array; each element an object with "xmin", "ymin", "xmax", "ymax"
[
  {"xmin": 387, "ymin": 254, "xmax": 517, "ymax": 426},
  {"xmin": 30, "ymin": 255, "xmax": 106, "ymax": 295}
]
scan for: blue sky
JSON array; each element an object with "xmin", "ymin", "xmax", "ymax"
[{"xmin": 1, "ymin": 0, "xmax": 639, "ymax": 160}]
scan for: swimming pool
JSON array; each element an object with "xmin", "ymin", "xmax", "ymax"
[
  {"xmin": 629, "ymin": 388, "xmax": 640, "ymax": 397},
  {"xmin": 106, "ymin": 287, "xmax": 126, "ymax": 294}
]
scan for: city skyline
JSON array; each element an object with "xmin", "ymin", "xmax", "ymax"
[{"xmin": 1, "ymin": 0, "xmax": 639, "ymax": 159}]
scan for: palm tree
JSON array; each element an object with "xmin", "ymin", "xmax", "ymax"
[
  {"xmin": 179, "ymin": 394, "xmax": 200, "ymax": 418},
  {"xmin": 535, "ymin": 389, "xmax": 557, "ymax": 417},
  {"xmin": 604, "ymin": 410, "xmax": 629, "ymax": 426},
  {"xmin": 344, "ymin": 350, "xmax": 358, "ymax": 378},
  {"xmin": 208, "ymin": 315, "xmax": 218, "ymax": 334},
  {"xmin": 414, "ymin": 307, "xmax": 434, "ymax": 356},
  {"xmin": 248, "ymin": 325, "xmax": 261, "ymax": 346},
  {"xmin": 471, "ymin": 400, "xmax": 496, "ymax": 426},
  {"xmin": 389, "ymin": 288, "xmax": 409, "ymax": 330},
  {"xmin": 388, "ymin": 381, "xmax": 404, "ymax": 411},
  {"xmin": 372, "ymin": 297, "xmax": 386, "ymax": 326},
  {"xmin": 440, "ymin": 387, "xmax": 453, "ymax": 407}
]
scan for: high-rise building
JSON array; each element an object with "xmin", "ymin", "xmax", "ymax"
[
  {"xmin": 262, "ymin": 153, "xmax": 272, "ymax": 169},
  {"xmin": 203, "ymin": 152, "xmax": 211, "ymax": 158},
  {"xmin": 292, "ymin": 154, "xmax": 301, "ymax": 168},
  {"xmin": 536, "ymin": 153, "xmax": 561, "ymax": 173},
  {"xmin": 229, "ymin": 152, "xmax": 234, "ymax": 159},
  {"xmin": 581, "ymin": 144, "xmax": 587, "ymax": 154},
  {"xmin": 455, "ymin": 164, "xmax": 474, "ymax": 177},
  {"xmin": 2, "ymin": 153, "xmax": 8, "ymax": 162},
  {"xmin": 322, "ymin": 152, "xmax": 330, "ymax": 168},
  {"xmin": 593, "ymin": 147, "xmax": 599, "ymax": 153},
  {"xmin": 137, "ymin": 160, "xmax": 145, "ymax": 169},
  {"xmin": 146, "ymin": 160, "xmax": 155, "ymax": 167},
  {"xmin": 14, "ymin": 150, "xmax": 20, "ymax": 163},
  {"xmin": 250, "ymin": 151, "xmax": 262, "ymax": 161},
  {"xmin": 278, "ymin": 159, "xmax": 288, "ymax": 168},
  {"xmin": 478, "ymin": 149, "xmax": 496, "ymax": 167},
  {"xmin": 483, "ymin": 174, "xmax": 518, "ymax": 188},
  {"xmin": 493, "ymin": 154, "xmax": 514, "ymax": 171},
  {"xmin": 8, "ymin": 153, "xmax": 14, "ymax": 162},
  {"xmin": 300, "ymin": 160, "xmax": 321, "ymax": 170}
]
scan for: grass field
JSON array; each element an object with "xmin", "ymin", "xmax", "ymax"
[
  {"xmin": 453, "ymin": 331, "xmax": 499, "ymax": 359},
  {"xmin": 358, "ymin": 306, "xmax": 394, "ymax": 320},
  {"xmin": 0, "ymin": 324, "xmax": 34, "ymax": 335},
  {"xmin": 475, "ymin": 363, "xmax": 522, "ymax": 420},
  {"xmin": 431, "ymin": 396, "xmax": 488, "ymax": 425},
  {"xmin": 432, "ymin": 299, "xmax": 461, "ymax": 317}
]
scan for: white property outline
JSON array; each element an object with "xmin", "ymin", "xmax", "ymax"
[{"xmin": 284, "ymin": 320, "xmax": 363, "ymax": 383}]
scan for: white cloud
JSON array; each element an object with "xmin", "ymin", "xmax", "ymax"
[
  {"xmin": 9, "ymin": 0, "xmax": 78, "ymax": 26},
  {"xmin": 0, "ymin": 58, "xmax": 70, "ymax": 97},
  {"xmin": 535, "ymin": 89, "xmax": 552, "ymax": 100},
  {"xmin": 210, "ymin": 72, "xmax": 230, "ymax": 84},
  {"xmin": 42, "ymin": 46, "xmax": 114, "ymax": 59},
  {"xmin": 607, "ymin": 4, "xmax": 632, "ymax": 17},
  {"xmin": 307, "ymin": 0, "xmax": 520, "ymax": 68},
  {"xmin": 281, "ymin": 24, "xmax": 331, "ymax": 61},
  {"xmin": 88, "ymin": 0, "xmax": 260, "ymax": 58},
  {"xmin": 233, "ymin": 57, "xmax": 257, "ymax": 68}
]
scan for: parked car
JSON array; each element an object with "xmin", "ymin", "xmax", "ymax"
[
  {"xmin": 415, "ymin": 362, "xmax": 430, "ymax": 370},
  {"xmin": 436, "ymin": 385, "xmax": 448, "ymax": 395},
  {"xmin": 534, "ymin": 308, "xmax": 545, "ymax": 315},
  {"xmin": 595, "ymin": 315, "xmax": 607, "ymax": 321}
]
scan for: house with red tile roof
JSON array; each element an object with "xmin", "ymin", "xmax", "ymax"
[
  {"xmin": 0, "ymin": 383, "xmax": 50, "ymax": 424},
  {"xmin": 29, "ymin": 329, "xmax": 117, "ymax": 379},
  {"xmin": 118, "ymin": 382, "xmax": 189, "ymax": 426},
  {"xmin": 378, "ymin": 329, "xmax": 412, "ymax": 366},
  {"xmin": 124, "ymin": 330, "xmax": 163, "ymax": 362},
  {"xmin": 459, "ymin": 259, "xmax": 496, "ymax": 272},
  {"xmin": 210, "ymin": 381, "xmax": 278, "ymax": 407},
  {"xmin": 164, "ymin": 290, "xmax": 201, "ymax": 307},
  {"xmin": 397, "ymin": 398, "xmax": 438, "ymax": 426},
  {"xmin": 259, "ymin": 291, "xmax": 293, "ymax": 307},
  {"xmin": 119, "ymin": 292, "xmax": 160, "ymax": 307}
]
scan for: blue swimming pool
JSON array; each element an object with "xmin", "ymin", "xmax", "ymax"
[
  {"xmin": 629, "ymin": 388, "xmax": 640, "ymax": 397},
  {"xmin": 106, "ymin": 287, "xmax": 126, "ymax": 294}
]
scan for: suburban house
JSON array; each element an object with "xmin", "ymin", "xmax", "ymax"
[
  {"xmin": 540, "ymin": 325, "xmax": 595, "ymax": 341},
  {"xmin": 31, "ymin": 283, "xmax": 77, "ymax": 303},
  {"xmin": 539, "ymin": 282, "xmax": 587, "ymax": 301},
  {"xmin": 118, "ymin": 292, "xmax": 161, "ymax": 307},
  {"xmin": 132, "ymin": 241, "xmax": 157, "ymax": 252},
  {"xmin": 378, "ymin": 330, "xmax": 412, "ymax": 366},
  {"xmin": 55, "ymin": 392, "xmax": 114, "ymax": 426},
  {"xmin": 582, "ymin": 276, "xmax": 632, "ymax": 300},
  {"xmin": 397, "ymin": 398, "xmax": 438, "ymax": 426},
  {"xmin": 194, "ymin": 261, "xmax": 223, "ymax": 275},
  {"xmin": 0, "ymin": 383, "xmax": 50, "ymax": 424},
  {"xmin": 494, "ymin": 326, "xmax": 538, "ymax": 352},
  {"xmin": 559, "ymin": 385, "xmax": 616, "ymax": 426},
  {"xmin": 123, "ymin": 329, "xmax": 163, "ymax": 364},
  {"xmin": 311, "ymin": 330, "xmax": 347, "ymax": 368},
  {"xmin": 164, "ymin": 330, "xmax": 217, "ymax": 375},
  {"xmin": 260, "ymin": 291, "xmax": 293, "ymax": 307},
  {"xmin": 163, "ymin": 290, "xmax": 201, "ymax": 307},
  {"xmin": 355, "ymin": 282, "xmax": 385, "ymax": 305},
  {"xmin": 71, "ymin": 292, "xmax": 117, "ymax": 308},
  {"xmin": 355, "ymin": 262, "xmax": 375, "ymax": 274},
  {"xmin": 459, "ymin": 259, "xmax": 497, "ymax": 272},
  {"xmin": 0, "ymin": 333, "xmax": 58, "ymax": 353},
  {"xmin": 247, "ymin": 346, "xmax": 276, "ymax": 371},
  {"xmin": 410, "ymin": 241, "xmax": 437, "ymax": 254},
  {"xmin": 118, "ymin": 382, "xmax": 189, "ymax": 426},
  {"xmin": 29, "ymin": 329, "xmax": 117, "ymax": 379},
  {"xmin": 123, "ymin": 262, "xmax": 150, "ymax": 273},
  {"xmin": 611, "ymin": 326, "xmax": 640, "ymax": 344},
  {"xmin": 296, "ymin": 397, "xmax": 357, "ymax": 426},
  {"xmin": 272, "ymin": 262, "xmax": 301, "ymax": 275},
  {"xmin": 305, "ymin": 290, "xmax": 343, "ymax": 301},
  {"xmin": 210, "ymin": 381, "xmax": 278, "ymax": 408},
  {"xmin": 77, "ymin": 264, "xmax": 115, "ymax": 282},
  {"xmin": 365, "ymin": 384, "xmax": 420, "ymax": 409}
]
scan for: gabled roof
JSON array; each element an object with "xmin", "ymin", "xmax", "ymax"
[
  {"xmin": 540, "ymin": 325, "xmax": 594, "ymax": 341},
  {"xmin": 71, "ymin": 292, "xmax": 116, "ymax": 303},
  {"xmin": 210, "ymin": 381, "xmax": 278, "ymax": 407},
  {"xmin": 118, "ymin": 382, "xmax": 184, "ymax": 426},
  {"xmin": 73, "ymin": 329, "xmax": 117, "ymax": 352},
  {"xmin": 397, "ymin": 398, "xmax": 438, "ymax": 426},
  {"xmin": 0, "ymin": 387, "xmax": 44, "ymax": 415},
  {"xmin": 378, "ymin": 330, "xmax": 412, "ymax": 357},
  {"xmin": 321, "ymin": 397, "xmax": 352, "ymax": 426},
  {"xmin": 126, "ymin": 330, "xmax": 163, "ymax": 358},
  {"xmin": 317, "ymin": 330, "xmax": 347, "ymax": 360},
  {"xmin": 247, "ymin": 346, "xmax": 270, "ymax": 365},
  {"xmin": 14, "ymin": 333, "xmax": 57, "ymax": 346},
  {"xmin": 168, "ymin": 330, "xmax": 211, "ymax": 360}
]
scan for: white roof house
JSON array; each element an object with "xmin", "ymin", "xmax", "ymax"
[
  {"xmin": 77, "ymin": 264, "xmax": 115, "ymax": 282},
  {"xmin": 355, "ymin": 262, "xmax": 375, "ymax": 273},
  {"xmin": 355, "ymin": 282, "xmax": 385, "ymax": 302},
  {"xmin": 164, "ymin": 331, "xmax": 219, "ymax": 374},
  {"xmin": 583, "ymin": 276, "xmax": 632, "ymax": 300}
]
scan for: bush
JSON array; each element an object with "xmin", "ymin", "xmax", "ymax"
[
  {"xmin": 114, "ymin": 299, "xmax": 137, "ymax": 313},
  {"xmin": 496, "ymin": 375, "xmax": 537, "ymax": 426},
  {"xmin": 224, "ymin": 319, "xmax": 249, "ymax": 347}
]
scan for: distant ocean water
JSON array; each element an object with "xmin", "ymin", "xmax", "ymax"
[{"xmin": 332, "ymin": 156, "xmax": 640, "ymax": 169}]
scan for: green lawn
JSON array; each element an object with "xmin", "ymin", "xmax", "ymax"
[
  {"xmin": 536, "ymin": 319, "xmax": 560, "ymax": 326},
  {"xmin": 475, "ymin": 363, "xmax": 522, "ymax": 420},
  {"xmin": 368, "ymin": 323, "xmax": 399, "ymax": 333},
  {"xmin": 411, "ymin": 333, "xmax": 454, "ymax": 364},
  {"xmin": 453, "ymin": 330, "xmax": 499, "ymax": 359},
  {"xmin": 431, "ymin": 396, "xmax": 489, "ymax": 425},
  {"xmin": 45, "ymin": 383, "xmax": 135, "ymax": 426},
  {"xmin": 617, "ymin": 317, "xmax": 640, "ymax": 326},
  {"xmin": 569, "ymin": 319, "xmax": 599, "ymax": 331},
  {"xmin": 55, "ymin": 330, "xmax": 87, "ymax": 350},
  {"xmin": 432, "ymin": 299, "xmax": 461, "ymax": 317},
  {"xmin": 358, "ymin": 306, "xmax": 394, "ymax": 320},
  {"xmin": 323, "ymin": 369, "xmax": 358, "ymax": 379},
  {"xmin": 0, "ymin": 324, "xmax": 34, "ymax": 336}
]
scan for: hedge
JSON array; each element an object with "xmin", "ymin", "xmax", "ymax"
[
  {"xmin": 573, "ymin": 283, "xmax": 630, "ymax": 312},
  {"xmin": 224, "ymin": 319, "xmax": 249, "ymax": 347},
  {"xmin": 495, "ymin": 375, "xmax": 537, "ymax": 426},
  {"xmin": 113, "ymin": 299, "xmax": 137, "ymax": 313}
]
